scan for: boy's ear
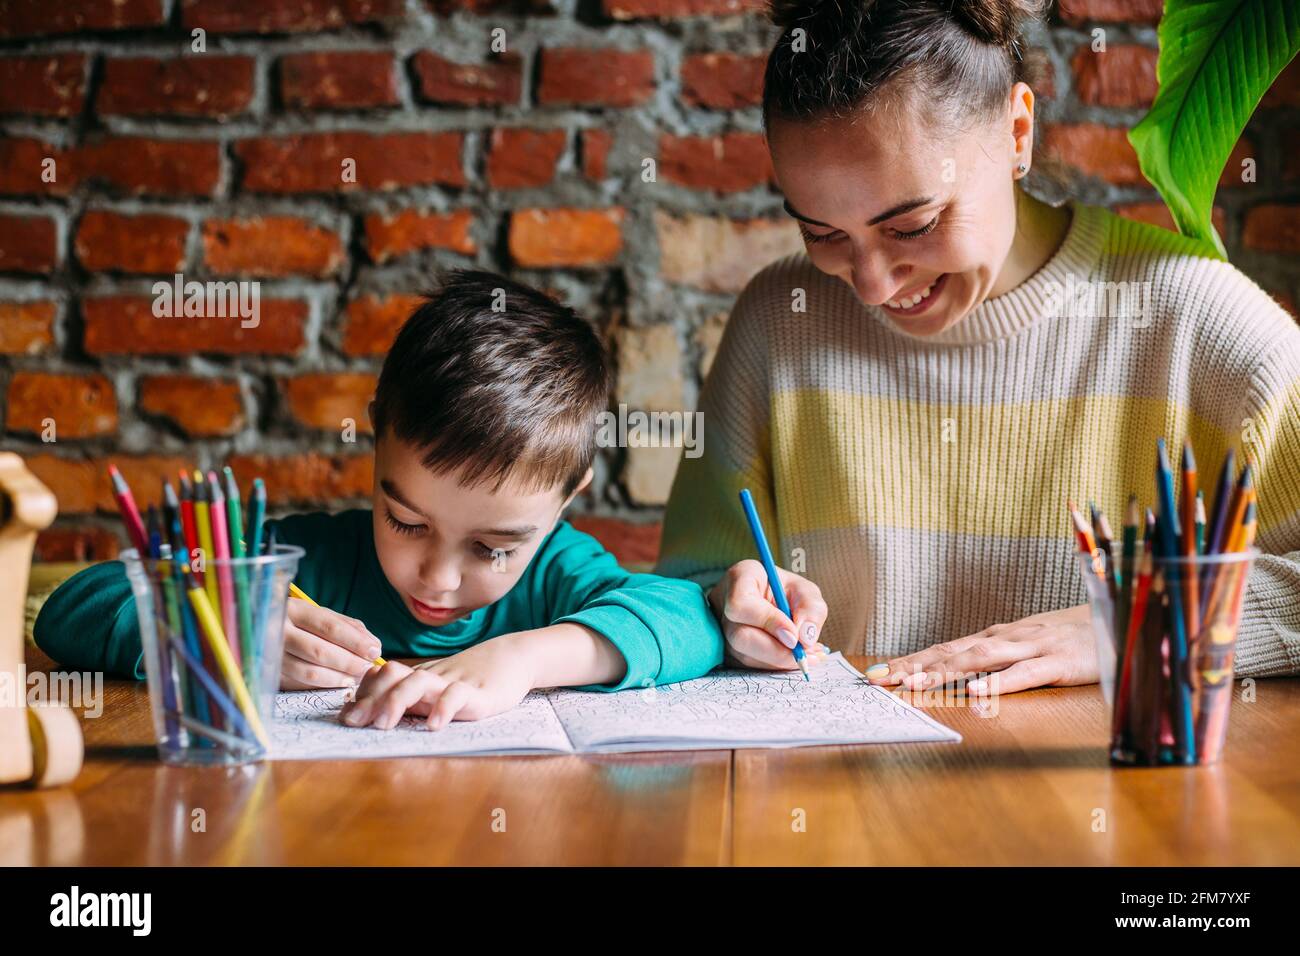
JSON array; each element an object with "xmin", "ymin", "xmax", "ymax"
[
  {"xmin": 561, "ymin": 468, "xmax": 594, "ymax": 510},
  {"xmin": 366, "ymin": 400, "xmax": 376, "ymax": 430}
]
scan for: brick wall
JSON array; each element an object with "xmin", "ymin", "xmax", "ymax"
[{"xmin": 0, "ymin": 0, "xmax": 1296, "ymax": 564}]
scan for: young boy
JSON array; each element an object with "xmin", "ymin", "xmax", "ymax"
[{"xmin": 34, "ymin": 270, "xmax": 724, "ymax": 728}]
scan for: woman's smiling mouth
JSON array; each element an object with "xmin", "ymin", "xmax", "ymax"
[{"xmin": 883, "ymin": 273, "xmax": 948, "ymax": 316}]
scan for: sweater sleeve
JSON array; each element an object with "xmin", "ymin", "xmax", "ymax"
[
  {"xmin": 1231, "ymin": 345, "xmax": 1300, "ymax": 677},
  {"xmin": 529, "ymin": 524, "xmax": 724, "ymax": 691},
  {"xmin": 656, "ymin": 263, "xmax": 779, "ymax": 592},
  {"xmin": 32, "ymin": 560, "xmax": 145, "ymax": 679}
]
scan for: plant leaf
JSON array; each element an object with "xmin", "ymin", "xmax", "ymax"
[{"xmin": 1129, "ymin": 0, "xmax": 1300, "ymax": 258}]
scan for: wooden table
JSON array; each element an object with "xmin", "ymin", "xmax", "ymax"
[{"xmin": 6, "ymin": 642, "xmax": 1299, "ymax": 866}]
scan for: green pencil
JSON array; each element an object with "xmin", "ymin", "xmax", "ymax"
[{"xmin": 247, "ymin": 478, "xmax": 267, "ymax": 565}]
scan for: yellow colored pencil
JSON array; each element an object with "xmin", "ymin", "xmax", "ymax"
[
  {"xmin": 288, "ymin": 581, "xmax": 386, "ymax": 668},
  {"xmin": 185, "ymin": 576, "xmax": 270, "ymax": 748},
  {"xmin": 193, "ymin": 469, "xmax": 220, "ymax": 615}
]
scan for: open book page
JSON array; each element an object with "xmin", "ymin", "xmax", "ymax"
[
  {"xmin": 269, "ymin": 688, "xmax": 573, "ymax": 759},
  {"xmin": 547, "ymin": 652, "xmax": 961, "ymax": 752}
]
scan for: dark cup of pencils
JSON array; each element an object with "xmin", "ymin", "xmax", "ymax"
[
  {"xmin": 1073, "ymin": 440, "xmax": 1260, "ymax": 767},
  {"xmin": 121, "ymin": 542, "xmax": 304, "ymax": 766}
]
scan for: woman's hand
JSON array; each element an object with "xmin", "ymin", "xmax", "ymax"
[
  {"xmin": 867, "ymin": 603, "xmax": 1097, "ymax": 695},
  {"xmin": 708, "ymin": 559, "xmax": 830, "ymax": 670},
  {"xmin": 339, "ymin": 636, "xmax": 535, "ymax": 730},
  {"xmin": 280, "ymin": 598, "xmax": 384, "ymax": 690}
]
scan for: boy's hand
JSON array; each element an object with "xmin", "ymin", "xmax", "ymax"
[
  {"xmin": 709, "ymin": 559, "xmax": 829, "ymax": 670},
  {"xmin": 280, "ymin": 598, "xmax": 384, "ymax": 690},
  {"xmin": 339, "ymin": 636, "xmax": 535, "ymax": 730}
]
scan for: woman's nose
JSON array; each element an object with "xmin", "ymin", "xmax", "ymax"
[{"xmin": 850, "ymin": 246, "xmax": 903, "ymax": 306}]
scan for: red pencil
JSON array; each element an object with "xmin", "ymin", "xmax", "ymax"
[
  {"xmin": 107, "ymin": 464, "xmax": 150, "ymax": 555},
  {"xmin": 178, "ymin": 470, "xmax": 199, "ymax": 570}
]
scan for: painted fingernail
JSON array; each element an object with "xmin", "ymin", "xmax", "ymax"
[
  {"xmin": 776, "ymin": 627, "xmax": 798, "ymax": 649},
  {"xmin": 866, "ymin": 662, "xmax": 890, "ymax": 680}
]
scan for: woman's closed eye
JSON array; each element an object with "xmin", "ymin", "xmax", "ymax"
[{"xmin": 798, "ymin": 224, "xmax": 844, "ymax": 245}]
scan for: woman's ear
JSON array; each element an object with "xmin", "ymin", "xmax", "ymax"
[{"xmin": 1009, "ymin": 81, "xmax": 1035, "ymax": 176}]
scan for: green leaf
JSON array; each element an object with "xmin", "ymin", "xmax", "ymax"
[{"xmin": 1128, "ymin": 0, "xmax": 1300, "ymax": 259}]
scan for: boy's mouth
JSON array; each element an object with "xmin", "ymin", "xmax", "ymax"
[{"xmin": 409, "ymin": 595, "xmax": 464, "ymax": 624}]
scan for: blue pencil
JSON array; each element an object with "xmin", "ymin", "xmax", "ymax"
[
  {"xmin": 738, "ymin": 488, "xmax": 809, "ymax": 681},
  {"xmin": 1155, "ymin": 438, "xmax": 1196, "ymax": 764}
]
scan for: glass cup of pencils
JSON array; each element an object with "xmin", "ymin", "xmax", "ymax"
[
  {"xmin": 111, "ymin": 464, "xmax": 303, "ymax": 766},
  {"xmin": 1074, "ymin": 440, "xmax": 1260, "ymax": 767}
]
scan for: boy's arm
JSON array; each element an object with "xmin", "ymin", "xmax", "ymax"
[
  {"xmin": 525, "ymin": 524, "xmax": 725, "ymax": 691},
  {"xmin": 33, "ymin": 561, "xmax": 145, "ymax": 679}
]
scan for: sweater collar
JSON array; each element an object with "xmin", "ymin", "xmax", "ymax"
[{"xmin": 873, "ymin": 200, "xmax": 1108, "ymax": 346}]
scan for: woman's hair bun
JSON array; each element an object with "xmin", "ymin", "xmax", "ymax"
[
  {"xmin": 948, "ymin": 0, "xmax": 1046, "ymax": 48},
  {"xmin": 769, "ymin": 0, "xmax": 1044, "ymax": 48}
]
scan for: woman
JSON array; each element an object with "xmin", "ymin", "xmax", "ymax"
[{"xmin": 657, "ymin": 0, "xmax": 1300, "ymax": 693}]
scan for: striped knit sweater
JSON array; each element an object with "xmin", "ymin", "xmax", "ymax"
[{"xmin": 657, "ymin": 201, "xmax": 1300, "ymax": 677}]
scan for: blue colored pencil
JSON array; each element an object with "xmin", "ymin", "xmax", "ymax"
[
  {"xmin": 738, "ymin": 488, "xmax": 809, "ymax": 681},
  {"xmin": 1155, "ymin": 438, "xmax": 1196, "ymax": 764}
]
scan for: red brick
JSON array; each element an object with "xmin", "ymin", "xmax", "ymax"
[
  {"xmin": 363, "ymin": 209, "xmax": 475, "ymax": 263},
  {"xmin": 0, "ymin": 136, "xmax": 221, "ymax": 197},
  {"xmin": 509, "ymin": 208, "xmax": 624, "ymax": 267},
  {"xmin": 1242, "ymin": 205, "xmax": 1300, "ymax": 254},
  {"xmin": 27, "ymin": 454, "xmax": 192, "ymax": 515},
  {"xmin": 1072, "ymin": 44, "xmax": 1157, "ymax": 107},
  {"xmin": 83, "ymin": 295, "xmax": 307, "ymax": 355},
  {"xmin": 138, "ymin": 374, "xmax": 244, "ymax": 437},
  {"xmin": 582, "ymin": 130, "xmax": 612, "ymax": 180},
  {"xmin": 1115, "ymin": 202, "xmax": 1226, "ymax": 242},
  {"xmin": 1057, "ymin": 0, "xmax": 1162, "ymax": 24},
  {"xmin": 280, "ymin": 51, "xmax": 398, "ymax": 110},
  {"xmin": 227, "ymin": 453, "xmax": 374, "ymax": 505},
  {"xmin": 486, "ymin": 129, "xmax": 566, "ymax": 188},
  {"xmin": 75, "ymin": 211, "xmax": 189, "ymax": 274},
  {"xmin": 426, "ymin": 0, "xmax": 553, "ymax": 11},
  {"xmin": 341, "ymin": 293, "xmax": 425, "ymax": 356},
  {"xmin": 181, "ymin": 0, "xmax": 403, "ymax": 34},
  {"xmin": 0, "ymin": 0, "xmax": 165, "ymax": 38},
  {"xmin": 603, "ymin": 0, "xmax": 764, "ymax": 17},
  {"xmin": 1042, "ymin": 124, "xmax": 1143, "ymax": 186},
  {"xmin": 568, "ymin": 515, "xmax": 661, "ymax": 566},
  {"xmin": 34, "ymin": 526, "xmax": 121, "ymax": 562},
  {"xmin": 282, "ymin": 373, "xmax": 377, "ymax": 432},
  {"xmin": 0, "ymin": 55, "xmax": 87, "ymax": 116},
  {"xmin": 0, "ymin": 215, "xmax": 58, "ymax": 273},
  {"xmin": 0, "ymin": 301, "xmax": 56, "ymax": 354},
  {"xmin": 411, "ymin": 51, "xmax": 522, "ymax": 106},
  {"xmin": 235, "ymin": 131, "xmax": 464, "ymax": 193},
  {"xmin": 6, "ymin": 372, "xmax": 117, "ymax": 438},
  {"xmin": 99, "ymin": 56, "xmax": 254, "ymax": 118},
  {"xmin": 537, "ymin": 49, "xmax": 654, "ymax": 107},
  {"xmin": 202, "ymin": 217, "xmax": 344, "ymax": 277},
  {"xmin": 1261, "ymin": 58, "xmax": 1300, "ymax": 109},
  {"xmin": 680, "ymin": 52, "xmax": 764, "ymax": 109},
  {"xmin": 660, "ymin": 133, "xmax": 773, "ymax": 193}
]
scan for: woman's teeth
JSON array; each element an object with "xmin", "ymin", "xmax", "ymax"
[{"xmin": 887, "ymin": 281, "xmax": 935, "ymax": 310}]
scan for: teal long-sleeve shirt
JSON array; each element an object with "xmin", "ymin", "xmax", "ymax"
[{"xmin": 33, "ymin": 510, "xmax": 724, "ymax": 692}]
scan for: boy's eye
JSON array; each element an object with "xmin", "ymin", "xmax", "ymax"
[
  {"xmin": 384, "ymin": 509, "xmax": 424, "ymax": 536},
  {"xmin": 890, "ymin": 216, "xmax": 939, "ymax": 240},
  {"xmin": 474, "ymin": 542, "xmax": 517, "ymax": 561}
]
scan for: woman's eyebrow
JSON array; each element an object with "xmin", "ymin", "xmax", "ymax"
[{"xmin": 783, "ymin": 196, "xmax": 935, "ymax": 227}]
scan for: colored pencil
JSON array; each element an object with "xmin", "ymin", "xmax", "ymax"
[
  {"xmin": 1203, "ymin": 449, "xmax": 1237, "ymax": 558},
  {"xmin": 247, "ymin": 478, "xmax": 267, "ymax": 568},
  {"xmin": 1112, "ymin": 511, "xmax": 1155, "ymax": 751},
  {"xmin": 288, "ymin": 581, "xmax": 386, "ymax": 668},
  {"xmin": 107, "ymin": 464, "xmax": 150, "ymax": 555},
  {"xmin": 1179, "ymin": 443, "xmax": 1201, "ymax": 650},
  {"xmin": 178, "ymin": 470, "xmax": 199, "ymax": 568},
  {"xmin": 193, "ymin": 470, "xmax": 219, "ymax": 614},
  {"xmin": 207, "ymin": 471, "xmax": 240, "ymax": 669},
  {"xmin": 1116, "ymin": 495, "xmax": 1140, "ymax": 649},
  {"xmin": 1069, "ymin": 501, "xmax": 1105, "ymax": 581},
  {"xmin": 225, "ymin": 468, "xmax": 257, "ymax": 680},
  {"xmin": 1194, "ymin": 491, "xmax": 1206, "ymax": 556},
  {"xmin": 1155, "ymin": 438, "xmax": 1196, "ymax": 763},
  {"xmin": 738, "ymin": 488, "xmax": 810, "ymax": 680}
]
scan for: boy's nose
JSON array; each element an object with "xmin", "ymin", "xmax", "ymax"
[{"xmin": 417, "ymin": 557, "xmax": 461, "ymax": 595}]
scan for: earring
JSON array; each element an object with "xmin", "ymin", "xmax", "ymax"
[{"xmin": 1016, "ymin": 162, "xmax": 1029, "ymax": 177}]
